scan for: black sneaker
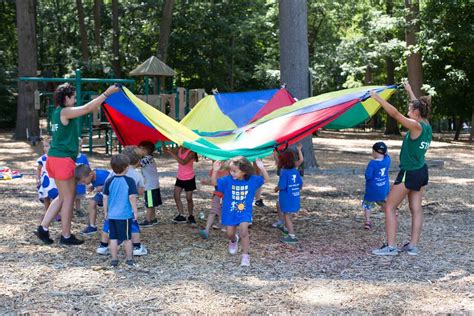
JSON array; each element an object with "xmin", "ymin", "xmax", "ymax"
[
  {"xmin": 139, "ymin": 219, "xmax": 158, "ymax": 227},
  {"xmin": 125, "ymin": 259, "xmax": 136, "ymax": 266},
  {"xmin": 173, "ymin": 214, "xmax": 187, "ymax": 223},
  {"xmin": 187, "ymin": 215, "xmax": 197, "ymax": 225},
  {"xmin": 111, "ymin": 259, "xmax": 119, "ymax": 267},
  {"xmin": 59, "ymin": 234, "xmax": 84, "ymax": 245},
  {"xmin": 254, "ymin": 199, "xmax": 265, "ymax": 207},
  {"xmin": 34, "ymin": 225, "xmax": 54, "ymax": 244}
]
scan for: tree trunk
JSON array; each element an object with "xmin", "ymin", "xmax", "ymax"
[
  {"xmin": 470, "ymin": 103, "xmax": 474, "ymax": 141},
  {"xmin": 157, "ymin": 0, "xmax": 174, "ymax": 63},
  {"xmin": 15, "ymin": 0, "xmax": 39, "ymax": 140},
  {"xmin": 76, "ymin": 0, "xmax": 89, "ymax": 62},
  {"xmin": 112, "ymin": 0, "xmax": 121, "ymax": 78},
  {"xmin": 405, "ymin": 0, "xmax": 423, "ymax": 97},
  {"xmin": 279, "ymin": 0, "xmax": 318, "ymax": 169},
  {"xmin": 454, "ymin": 116, "xmax": 462, "ymax": 141},
  {"xmin": 94, "ymin": 0, "xmax": 102, "ymax": 48}
]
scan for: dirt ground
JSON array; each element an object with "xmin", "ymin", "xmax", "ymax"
[{"xmin": 0, "ymin": 130, "xmax": 472, "ymax": 314}]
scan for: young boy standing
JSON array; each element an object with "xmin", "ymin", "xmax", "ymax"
[
  {"xmin": 362, "ymin": 142, "xmax": 391, "ymax": 230},
  {"xmin": 96, "ymin": 145, "xmax": 148, "ymax": 256},
  {"xmin": 138, "ymin": 141, "xmax": 162, "ymax": 227},
  {"xmin": 103, "ymin": 154, "xmax": 138, "ymax": 267}
]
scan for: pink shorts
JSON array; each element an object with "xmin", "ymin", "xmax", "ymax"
[
  {"xmin": 46, "ymin": 156, "xmax": 75, "ymax": 181},
  {"xmin": 210, "ymin": 194, "xmax": 222, "ymax": 216}
]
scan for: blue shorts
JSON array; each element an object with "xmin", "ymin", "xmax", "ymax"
[
  {"xmin": 109, "ymin": 218, "xmax": 132, "ymax": 241},
  {"xmin": 93, "ymin": 193, "xmax": 103, "ymax": 206},
  {"xmin": 103, "ymin": 219, "xmax": 140, "ymax": 234}
]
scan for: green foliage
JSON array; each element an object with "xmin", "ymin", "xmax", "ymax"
[
  {"xmin": 0, "ymin": 0, "xmax": 17, "ymax": 127},
  {"xmin": 2, "ymin": 0, "xmax": 471, "ymax": 126},
  {"xmin": 420, "ymin": 0, "xmax": 474, "ymax": 120}
]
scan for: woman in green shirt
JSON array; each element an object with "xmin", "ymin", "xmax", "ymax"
[
  {"xmin": 370, "ymin": 82, "xmax": 432, "ymax": 256},
  {"xmin": 35, "ymin": 83, "xmax": 119, "ymax": 245}
]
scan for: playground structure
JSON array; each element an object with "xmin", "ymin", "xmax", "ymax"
[{"xmin": 19, "ymin": 68, "xmax": 206, "ymax": 155}]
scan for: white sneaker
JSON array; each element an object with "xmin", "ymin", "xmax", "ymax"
[
  {"xmin": 240, "ymin": 254, "xmax": 250, "ymax": 267},
  {"xmin": 133, "ymin": 245, "xmax": 148, "ymax": 256},
  {"xmin": 228, "ymin": 234, "xmax": 240, "ymax": 255},
  {"xmin": 96, "ymin": 245, "xmax": 109, "ymax": 255}
]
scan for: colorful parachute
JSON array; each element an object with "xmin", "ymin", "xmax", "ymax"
[{"xmin": 102, "ymin": 85, "xmax": 396, "ymax": 160}]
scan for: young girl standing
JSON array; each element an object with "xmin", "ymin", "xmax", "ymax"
[
  {"xmin": 165, "ymin": 145, "xmax": 198, "ymax": 224},
  {"xmin": 212, "ymin": 157, "xmax": 269, "ymax": 266},
  {"xmin": 370, "ymin": 82, "xmax": 432, "ymax": 256},
  {"xmin": 274, "ymin": 150, "xmax": 303, "ymax": 244}
]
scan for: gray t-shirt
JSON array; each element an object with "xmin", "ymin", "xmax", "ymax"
[
  {"xmin": 140, "ymin": 155, "xmax": 160, "ymax": 190},
  {"xmin": 126, "ymin": 166, "xmax": 145, "ymax": 191}
]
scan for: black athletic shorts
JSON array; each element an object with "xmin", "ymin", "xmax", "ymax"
[
  {"xmin": 144, "ymin": 188, "xmax": 163, "ymax": 208},
  {"xmin": 175, "ymin": 177, "xmax": 197, "ymax": 192},
  {"xmin": 394, "ymin": 164, "xmax": 429, "ymax": 191},
  {"xmin": 109, "ymin": 218, "xmax": 132, "ymax": 241}
]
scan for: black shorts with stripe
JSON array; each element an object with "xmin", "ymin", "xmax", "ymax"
[
  {"xmin": 109, "ymin": 218, "xmax": 132, "ymax": 240},
  {"xmin": 394, "ymin": 164, "xmax": 429, "ymax": 191},
  {"xmin": 144, "ymin": 188, "xmax": 163, "ymax": 208}
]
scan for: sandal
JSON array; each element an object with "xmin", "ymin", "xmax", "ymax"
[{"xmin": 364, "ymin": 221, "xmax": 372, "ymax": 230}]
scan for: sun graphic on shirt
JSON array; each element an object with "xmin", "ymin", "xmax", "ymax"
[{"xmin": 237, "ymin": 203, "xmax": 245, "ymax": 211}]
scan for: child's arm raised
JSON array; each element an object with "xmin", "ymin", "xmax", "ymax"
[
  {"xmin": 255, "ymin": 159, "xmax": 270, "ymax": 183},
  {"xmin": 295, "ymin": 143, "xmax": 304, "ymax": 168},
  {"xmin": 169, "ymin": 148, "xmax": 196, "ymax": 165},
  {"xmin": 210, "ymin": 160, "xmax": 222, "ymax": 186}
]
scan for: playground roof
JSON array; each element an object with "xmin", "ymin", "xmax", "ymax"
[{"xmin": 129, "ymin": 56, "xmax": 176, "ymax": 77}]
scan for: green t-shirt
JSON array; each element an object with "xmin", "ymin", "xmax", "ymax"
[
  {"xmin": 48, "ymin": 107, "xmax": 79, "ymax": 160},
  {"xmin": 399, "ymin": 121, "xmax": 432, "ymax": 171}
]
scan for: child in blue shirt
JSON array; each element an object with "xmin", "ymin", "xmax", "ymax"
[
  {"xmin": 362, "ymin": 142, "xmax": 391, "ymax": 230},
  {"xmin": 74, "ymin": 164, "xmax": 111, "ymax": 235},
  {"xmin": 103, "ymin": 154, "xmax": 138, "ymax": 267},
  {"xmin": 274, "ymin": 150, "xmax": 303, "ymax": 244},
  {"xmin": 212, "ymin": 156, "xmax": 269, "ymax": 267},
  {"xmin": 75, "ymin": 137, "xmax": 89, "ymax": 216},
  {"xmin": 36, "ymin": 137, "xmax": 58, "ymax": 214},
  {"xmin": 96, "ymin": 145, "xmax": 148, "ymax": 257}
]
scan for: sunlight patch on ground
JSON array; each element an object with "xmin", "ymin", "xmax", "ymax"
[
  {"xmin": 430, "ymin": 176, "xmax": 474, "ymax": 185},
  {"xmin": 297, "ymin": 285, "xmax": 350, "ymax": 306}
]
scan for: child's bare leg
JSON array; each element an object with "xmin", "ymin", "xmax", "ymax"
[
  {"xmin": 131, "ymin": 233, "xmax": 140, "ymax": 244},
  {"xmin": 284, "ymin": 213, "xmax": 294, "ymax": 235},
  {"xmin": 277, "ymin": 202, "xmax": 283, "ymax": 222},
  {"xmin": 226, "ymin": 226, "xmax": 237, "ymax": 241},
  {"xmin": 185, "ymin": 191, "xmax": 194, "ymax": 216},
  {"xmin": 173, "ymin": 186, "xmax": 184, "ymax": 214},
  {"xmin": 109, "ymin": 240, "xmax": 118, "ymax": 260},
  {"xmin": 239, "ymin": 222, "xmax": 250, "ymax": 254},
  {"xmin": 145, "ymin": 207, "xmax": 156, "ymax": 221},
  {"xmin": 124, "ymin": 240, "xmax": 133, "ymax": 260},
  {"xmin": 204, "ymin": 213, "xmax": 217, "ymax": 233},
  {"xmin": 100, "ymin": 231, "xmax": 109, "ymax": 244},
  {"xmin": 88, "ymin": 201, "xmax": 98, "ymax": 226},
  {"xmin": 364, "ymin": 208, "xmax": 371, "ymax": 223}
]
